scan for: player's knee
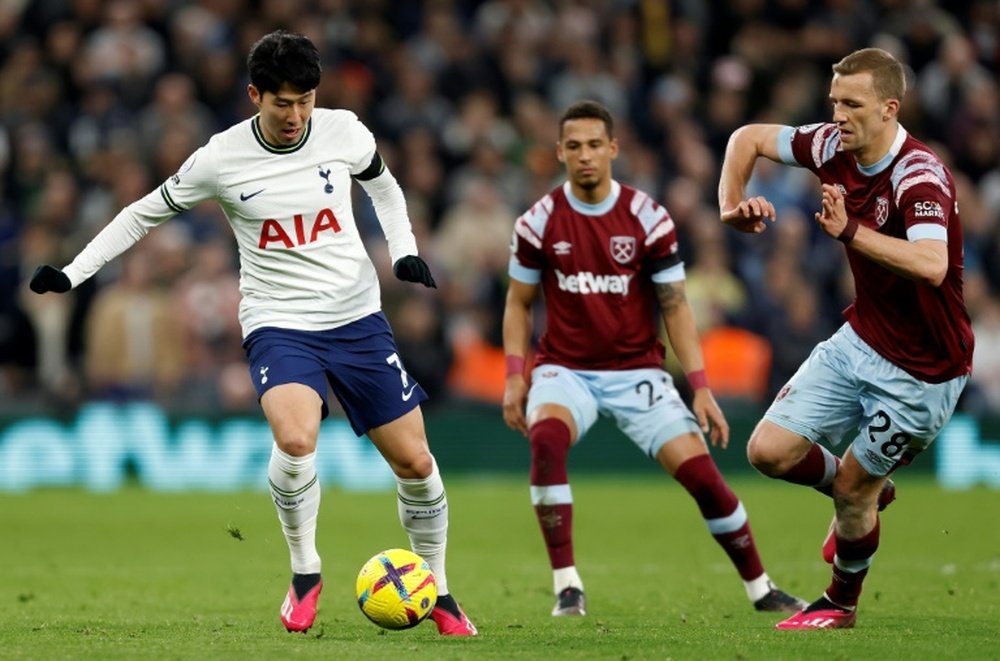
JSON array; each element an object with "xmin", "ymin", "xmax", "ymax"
[
  {"xmin": 390, "ymin": 448, "xmax": 435, "ymax": 479},
  {"xmin": 528, "ymin": 418, "xmax": 572, "ymax": 484},
  {"xmin": 529, "ymin": 419, "xmax": 571, "ymax": 459},
  {"xmin": 275, "ymin": 432, "xmax": 317, "ymax": 457},
  {"xmin": 746, "ymin": 435, "xmax": 789, "ymax": 477}
]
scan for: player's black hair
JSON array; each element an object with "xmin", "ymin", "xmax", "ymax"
[
  {"xmin": 247, "ymin": 30, "xmax": 321, "ymax": 95},
  {"xmin": 559, "ymin": 100, "xmax": 614, "ymax": 139}
]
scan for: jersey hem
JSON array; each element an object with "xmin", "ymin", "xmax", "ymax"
[
  {"xmin": 847, "ymin": 319, "xmax": 971, "ymax": 384},
  {"xmin": 240, "ymin": 305, "xmax": 381, "ymax": 339}
]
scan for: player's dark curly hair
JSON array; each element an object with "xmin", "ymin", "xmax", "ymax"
[
  {"xmin": 247, "ymin": 30, "xmax": 321, "ymax": 95},
  {"xmin": 559, "ymin": 100, "xmax": 614, "ymax": 139}
]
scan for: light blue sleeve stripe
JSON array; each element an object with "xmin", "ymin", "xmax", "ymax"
[
  {"xmin": 776, "ymin": 126, "xmax": 797, "ymax": 165},
  {"xmin": 509, "ymin": 258, "xmax": 542, "ymax": 284},
  {"xmin": 706, "ymin": 501, "xmax": 747, "ymax": 535},
  {"xmin": 907, "ymin": 223, "xmax": 947, "ymax": 243},
  {"xmin": 651, "ymin": 262, "xmax": 685, "ymax": 284}
]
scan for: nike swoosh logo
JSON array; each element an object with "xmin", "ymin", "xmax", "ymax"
[
  {"xmin": 402, "ymin": 384, "xmax": 418, "ymax": 401},
  {"xmin": 240, "ymin": 189, "xmax": 264, "ymax": 201}
]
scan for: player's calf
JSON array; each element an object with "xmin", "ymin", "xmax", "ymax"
[{"xmin": 822, "ymin": 478, "xmax": 895, "ymax": 563}]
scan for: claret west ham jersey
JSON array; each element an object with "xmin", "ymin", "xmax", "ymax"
[
  {"xmin": 509, "ymin": 180, "xmax": 684, "ymax": 370},
  {"xmin": 779, "ymin": 123, "xmax": 973, "ymax": 382}
]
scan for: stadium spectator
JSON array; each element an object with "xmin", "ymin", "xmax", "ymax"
[
  {"xmin": 26, "ymin": 30, "xmax": 478, "ymax": 638},
  {"xmin": 502, "ymin": 100, "xmax": 806, "ymax": 618},
  {"xmin": 719, "ymin": 47, "xmax": 973, "ymax": 629},
  {"xmin": 83, "ymin": 244, "xmax": 186, "ymax": 402},
  {"xmin": 170, "ymin": 238, "xmax": 245, "ymax": 412},
  {"xmin": 682, "ymin": 217, "xmax": 749, "ymax": 333},
  {"xmin": 917, "ymin": 33, "xmax": 993, "ymax": 136},
  {"xmin": 434, "ymin": 174, "xmax": 516, "ymax": 284}
]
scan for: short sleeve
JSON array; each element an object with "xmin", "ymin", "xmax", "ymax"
[
  {"xmin": 893, "ymin": 151, "xmax": 954, "ymax": 242},
  {"xmin": 508, "ymin": 195, "xmax": 552, "ymax": 284},
  {"xmin": 786, "ymin": 122, "xmax": 841, "ymax": 174}
]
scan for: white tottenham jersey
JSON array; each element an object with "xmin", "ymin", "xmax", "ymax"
[{"xmin": 63, "ymin": 108, "xmax": 417, "ymax": 337}]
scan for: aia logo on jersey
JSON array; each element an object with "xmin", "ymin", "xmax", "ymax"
[
  {"xmin": 259, "ymin": 208, "xmax": 342, "ymax": 248},
  {"xmin": 610, "ymin": 236, "xmax": 636, "ymax": 264},
  {"xmin": 875, "ymin": 196, "xmax": 889, "ymax": 227}
]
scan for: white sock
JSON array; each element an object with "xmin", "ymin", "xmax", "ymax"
[
  {"xmin": 553, "ymin": 566, "xmax": 583, "ymax": 595},
  {"xmin": 396, "ymin": 458, "xmax": 450, "ymax": 595},
  {"xmin": 744, "ymin": 572, "xmax": 773, "ymax": 602},
  {"xmin": 268, "ymin": 445, "xmax": 321, "ymax": 574}
]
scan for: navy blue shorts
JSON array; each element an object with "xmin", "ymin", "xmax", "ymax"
[{"xmin": 242, "ymin": 312, "xmax": 428, "ymax": 436}]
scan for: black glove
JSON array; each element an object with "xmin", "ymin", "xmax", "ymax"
[
  {"xmin": 29, "ymin": 265, "xmax": 72, "ymax": 294},
  {"xmin": 392, "ymin": 255, "xmax": 437, "ymax": 288}
]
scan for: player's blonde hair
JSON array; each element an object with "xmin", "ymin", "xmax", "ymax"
[{"xmin": 833, "ymin": 48, "xmax": 906, "ymax": 102}]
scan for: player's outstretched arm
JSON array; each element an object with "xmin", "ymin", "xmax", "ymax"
[
  {"xmin": 29, "ymin": 265, "xmax": 71, "ymax": 294},
  {"xmin": 718, "ymin": 124, "xmax": 786, "ymax": 234},
  {"xmin": 656, "ymin": 280, "xmax": 730, "ymax": 448},
  {"xmin": 29, "ymin": 189, "xmax": 177, "ymax": 295},
  {"xmin": 393, "ymin": 255, "xmax": 437, "ymax": 288},
  {"xmin": 502, "ymin": 278, "xmax": 537, "ymax": 437}
]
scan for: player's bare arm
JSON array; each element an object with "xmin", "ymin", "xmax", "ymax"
[
  {"xmin": 502, "ymin": 278, "xmax": 538, "ymax": 436},
  {"xmin": 718, "ymin": 124, "xmax": 786, "ymax": 234},
  {"xmin": 655, "ymin": 281, "xmax": 730, "ymax": 448},
  {"xmin": 816, "ymin": 183, "xmax": 949, "ymax": 286}
]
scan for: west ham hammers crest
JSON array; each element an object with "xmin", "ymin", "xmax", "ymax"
[
  {"xmin": 875, "ymin": 196, "xmax": 889, "ymax": 227},
  {"xmin": 610, "ymin": 236, "xmax": 636, "ymax": 264}
]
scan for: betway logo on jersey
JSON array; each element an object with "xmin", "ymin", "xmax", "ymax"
[
  {"xmin": 555, "ymin": 269, "xmax": 632, "ymax": 295},
  {"xmin": 914, "ymin": 200, "xmax": 944, "ymax": 219},
  {"xmin": 259, "ymin": 209, "xmax": 341, "ymax": 248}
]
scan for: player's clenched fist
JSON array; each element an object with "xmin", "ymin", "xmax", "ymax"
[
  {"xmin": 29, "ymin": 265, "xmax": 71, "ymax": 294},
  {"xmin": 720, "ymin": 196, "xmax": 776, "ymax": 233},
  {"xmin": 393, "ymin": 255, "xmax": 437, "ymax": 288}
]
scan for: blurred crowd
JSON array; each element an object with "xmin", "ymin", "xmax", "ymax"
[{"xmin": 0, "ymin": 0, "xmax": 997, "ymax": 418}]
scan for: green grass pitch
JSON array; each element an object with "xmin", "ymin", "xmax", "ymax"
[{"xmin": 1, "ymin": 475, "xmax": 997, "ymax": 659}]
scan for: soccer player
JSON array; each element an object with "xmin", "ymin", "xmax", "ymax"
[
  {"xmin": 718, "ymin": 48, "xmax": 973, "ymax": 629},
  {"xmin": 502, "ymin": 100, "xmax": 805, "ymax": 617},
  {"xmin": 28, "ymin": 30, "xmax": 477, "ymax": 637}
]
